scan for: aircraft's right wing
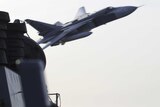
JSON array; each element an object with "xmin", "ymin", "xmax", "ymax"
[
  {"xmin": 42, "ymin": 30, "xmax": 69, "ymax": 49},
  {"xmin": 25, "ymin": 19, "xmax": 62, "ymax": 36}
]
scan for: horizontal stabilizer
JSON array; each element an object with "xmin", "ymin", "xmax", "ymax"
[{"xmin": 25, "ymin": 19, "xmax": 61, "ymax": 36}]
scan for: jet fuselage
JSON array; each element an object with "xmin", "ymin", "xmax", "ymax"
[{"xmin": 25, "ymin": 6, "xmax": 138, "ymax": 48}]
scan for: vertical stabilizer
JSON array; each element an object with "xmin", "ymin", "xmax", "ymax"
[{"xmin": 75, "ymin": 7, "xmax": 87, "ymax": 19}]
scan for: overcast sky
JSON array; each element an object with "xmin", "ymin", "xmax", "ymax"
[{"xmin": 1, "ymin": 0, "xmax": 160, "ymax": 107}]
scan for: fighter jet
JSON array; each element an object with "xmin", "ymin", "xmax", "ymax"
[{"xmin": 25, "ymin": 6, "xmax": 138, "ymax": 49}]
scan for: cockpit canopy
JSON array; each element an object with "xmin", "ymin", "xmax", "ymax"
[
  {"xmin": 107, "ymin": 6, "xmax": 114, "ymax": 10},
  {"xmin": 105, "ymin": 6, "xmax": 115, "ymax": 13}
]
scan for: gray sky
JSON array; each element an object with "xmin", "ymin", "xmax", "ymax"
[{"xmin": 1, "ymin": 0, "xmax": 160, "ymax": 107}]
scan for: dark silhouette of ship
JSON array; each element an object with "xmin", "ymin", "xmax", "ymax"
[{"xmin": 0, "ymin": 11, "xmax": 59, "ymax": 107}]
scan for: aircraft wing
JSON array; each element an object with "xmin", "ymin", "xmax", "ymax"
[
  {"xmin": 25, "ymin": 19, "xmax": 62, "ymax": 36},
  {"xmin": 42, "ymin": 19, "xmax": 91, "ymax": 49}
]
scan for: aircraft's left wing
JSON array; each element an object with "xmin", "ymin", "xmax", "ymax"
[
  {"xmin": 25, "ymin": 19, "xmax": 62, "ymax": 36},
  {"xmin": 42, "ymin": 19, "xmax": 91, "ymax": 49}
]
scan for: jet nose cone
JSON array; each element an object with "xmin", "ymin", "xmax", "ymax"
[
  {"xmin": 126, "ymin": 6, "xmax": 138, "ymax": 13},
  {"xmin": 115, "ymin": 6, "xmax": 138, "ymax": 18}
]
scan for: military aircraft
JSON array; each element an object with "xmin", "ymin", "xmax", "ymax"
[{"xmin": 25, "ymin": 6, "xmax": 138, "ymax": 49}]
